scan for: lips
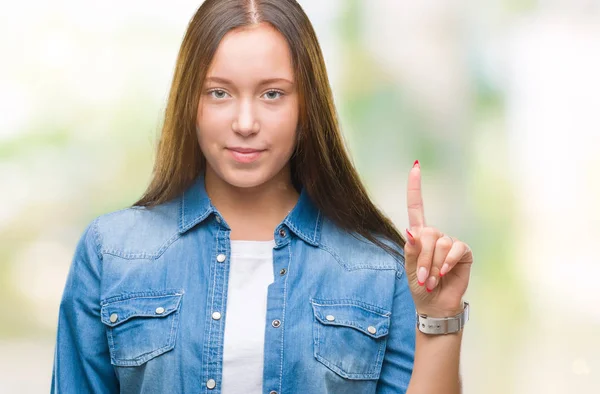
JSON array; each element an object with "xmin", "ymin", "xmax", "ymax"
[
  {"xmin": 228, "ymin": 147, "xmax": 263, "ymax": 154},
  {"xmin": 227, "ymin": 147, "xmax": 265, "ymax": 163}
]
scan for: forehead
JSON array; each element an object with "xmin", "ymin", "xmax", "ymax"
[{"xmin": 206, "ymin": 23, "xmax": 294, "ymax": 83}]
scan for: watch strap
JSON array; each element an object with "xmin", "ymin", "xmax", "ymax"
[{"xmin": 416, "ymin": 301, "xmax": 469, "ymax": 335}]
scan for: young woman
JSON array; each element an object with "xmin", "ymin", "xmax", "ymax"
[{"xmin": 52, "ymin": 1, "xmax": 473, "ymax": 393}]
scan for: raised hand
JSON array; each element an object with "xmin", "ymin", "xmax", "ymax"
[{"xmin": 404, "ymin": 160, "xmax": 473, "ymax": 316}]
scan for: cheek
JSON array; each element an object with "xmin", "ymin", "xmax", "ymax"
[
  {"xmin": 196, "ymin": 104, "xmax": 226, "ymax": 145},
  {"xmin": 270, "ymin": 122, "xmax": 297, "ymax": 157},
  {"xmin": 269, "ymin": 105, "xmax": 299, "ymax": 148}
]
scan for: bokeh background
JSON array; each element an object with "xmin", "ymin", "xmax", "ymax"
[{"xmin": 1, "ymin": 0, "xmax": 599, "ymax": 392}]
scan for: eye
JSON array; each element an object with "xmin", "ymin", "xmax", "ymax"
[
  {"xmin": 263, "ymin": 90, "xmax": 284, "ymax": 100},
  {"xmin": 209, "ymin": 89, "xmax": 229, "ymax": 99}
]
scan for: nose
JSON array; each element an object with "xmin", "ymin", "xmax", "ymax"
[{"xmin": 232, "ymin": 99, "xmax": 259, "ymax": 136}]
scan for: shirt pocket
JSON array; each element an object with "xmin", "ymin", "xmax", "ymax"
[
  {"xmin": 100, "ymin": 290, "xmax": 184, "ymax": 367},
  {"xmin": 310, "ymin": 299, "xmax": 391, "ymax": 380}
]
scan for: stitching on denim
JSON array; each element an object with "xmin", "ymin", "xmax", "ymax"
[
  {"xmin": 102, "ymin": 309, "xmax": 176, "ymax": 326},
  {"xmin": 101, "ymin": 295, "xmax": 183, "ymax": 326},
  {"xmin": 102, "ymin": 250, "xmax": 155, "ymax": 259},
  {"xmin": 107, "ymin": 327, "xmax": 116, "ymax": 365},
  {"xmin": 374, "ymin": 339, "xmax": 386, "ymax": 374},
  {"xmin": 316, "ymin": 243, "xmax": 348, "ymax": 270},
  {"xmin": 101, "ymin": 290, "xmax": 184, "ymax": 306},
  {"xmin": 313, "ymin": 210, "xmax": 322, "ymax": 242},
  {"xmin": 100, "ymin": 230, "xmax": 181, "ymax": 260},
  {"xmin": 179, "ymin": 202, "xmax": 214, "ymax": 234},
  {"xmin": 91, "ymin": 217, "xmax": 103, "ymax": 261},
  {"xmin": 317, "ymin": 242, "xmax": 401, "ymax": 274},
  {"xmin": 113, "ymin": 342, "xmax": 176, "ymax": 367},
  {"xmin": 314, "ymin": 319, "xmax": 388, "ymax": 338},
  {"xmin": 216, "ymin": 228, "xmax": 229, "ymax": 384},
  {"xmin": 203, "ymin": 226, "xmax": 220, "ymax": 387},
  {"xmin": 277, "ymin": 243, "xmax": 291, "ymax": 392},
  {"xmin": 314, "ymin": 319, "xmax": 320, "ymax": 362},
  {"xmin": 285, "ymin": 219, "xmax": 309, "ymax": 244},
  {"xmin": 154, "ymin": 231, "xmax": 182, "ymax": 259},
  {"xmin": 310, "ymin": 298, "xmax": 391, "ymax": 317},
  {"xmin": 395, "ymin": 265, "xmax": 405, "ymax": 279},
  {"xmin": 348, "ymin": 265, "xmax": 398, "ymax": 271},
  {"xmin": 167, "ymin": 307, "xmax": 180, "ymax": 358},
  {"xmin": 179, "ymin": 193, "xmax": 185, "ymax": 231}
]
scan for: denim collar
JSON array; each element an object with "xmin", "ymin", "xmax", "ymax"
[{"xmin": 178, "ymin": 173, "xmax": 322, "ymax": 246}]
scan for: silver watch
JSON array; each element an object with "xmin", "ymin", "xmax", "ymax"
[{"xmin": 416, "ymin": 301, "xmax": 469, "ymax": 335}]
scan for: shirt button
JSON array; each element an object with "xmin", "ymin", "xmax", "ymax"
[
  {"xmin": 109, "ymin": 313, "xmax": 118, "ymax": 323},
  {"xmin": 367, "ymin": 326, "xmax": 377, "ymax": 334},
  {"xmin": 279, "ymin": 268, "xmax": 287, "ymax": 276},
  {"xmin": 270, "ymin": 391, "xmax": 278, "ymax": 394},
  {"xmin": 206, "ymin": 379, "xmax": 216, "ymax": 389},
  {"xmin": 212, "ymin": 311, "xmax": 222, "ymax": 320},
  {"xmin": 155, "ymin": 307, "xmax": 165, "ymax": 315},
  {"xmin": 279, "ymin": 228, "xmax": 286, "ymax": 237},
  {"xmin": 272, "ymin": 319, "xmax": 281, "ymax": 328},
  {"xmin": 326, "ymin": 315, "xmax": 335, "ymax": 322},
  {"xmin": 217, "ymin": 254, "xmax": 226, "ymax": 263}
]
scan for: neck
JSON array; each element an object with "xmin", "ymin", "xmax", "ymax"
[{"xmin": 204, "ymin": 166, "xmax": 299, "ymax": 240}]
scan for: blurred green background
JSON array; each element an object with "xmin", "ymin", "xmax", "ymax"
[{"xmin": 1, "ymin": 1, "xmax": 599, "ymax": 392}]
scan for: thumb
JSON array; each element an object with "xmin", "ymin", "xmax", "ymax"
[
  {"xmin": 404, "ymin": 228, "xmax": 420, "ymax": 276},
  {"xmin": 405, "ymin": 229, "xmax": 429, "ymax": 287}
]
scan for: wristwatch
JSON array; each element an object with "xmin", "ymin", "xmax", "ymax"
[{"xmin": 416, "ymin": 301, "xmax": 469, "ymax": 335}]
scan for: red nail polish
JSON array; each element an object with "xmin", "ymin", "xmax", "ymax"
[
  {"xmin": 418, "ymin": 280, "xmax": 424, "ymax": 286},
  {"xmin": 413, "ymin": 160, "xmax": 420, "ymax": 168},
  {"xmin": 426, "ymin": 288, "xmax": 432, "ymax": 293},
  {"xmin": 406, "ymin": 229, "xmax": 415, "ymax": 245},
  {"xmin": 439, "ymin": 272, "xmax": 444, "ymax": 277}
]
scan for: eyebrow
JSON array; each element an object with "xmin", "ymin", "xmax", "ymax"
[{"xmin": 205, "ymin": 76, "xmax": 294, "ymax": 86}]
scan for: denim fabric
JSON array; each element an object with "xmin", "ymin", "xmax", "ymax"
[{"xmin": 51, "ymin": 175, "xmax": 416, "ymax": 394}]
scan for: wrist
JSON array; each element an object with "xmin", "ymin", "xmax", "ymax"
[{"xmin": 416, "ymin": 301, "xmax": 469, "ymax": 335}]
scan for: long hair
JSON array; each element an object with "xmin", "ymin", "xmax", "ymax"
[{"xmin": 134, "ymin": 0, "xmax": 406, "ymax": 255}]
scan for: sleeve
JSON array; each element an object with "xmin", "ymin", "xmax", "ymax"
[
  {"xmin": 51, "ymin": 219, "xmax": 119, "ymax": 393},
  {"xmin": 375, "ymin": 264, "xmax": 417, "ymax": 393}
]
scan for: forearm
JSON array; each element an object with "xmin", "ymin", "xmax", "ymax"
[{"xmin": 406, "ymin": 330, "xmax": 463, "ymax": 394}]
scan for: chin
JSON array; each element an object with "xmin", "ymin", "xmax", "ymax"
[{"xmin": 218, "ymin": 167, "xmax": 273, "ymax": 189}]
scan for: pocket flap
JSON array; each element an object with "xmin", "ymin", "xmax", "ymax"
[
  {"xmin": 311, "ymin": 300, "xmax": 390, "ymax": 339},
  {"xmin": 101, "ymin": 292, "xmax": 183, "ymax": 328}
]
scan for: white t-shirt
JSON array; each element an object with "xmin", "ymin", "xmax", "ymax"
[{"xmin": 221, "ymin": 239, "xmax": 276, "ymax": 394}]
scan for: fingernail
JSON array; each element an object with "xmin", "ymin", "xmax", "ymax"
[
  {"xmin": 426, "ymin": 276, "xmax": 437, "ymax": 292},
  {"xmin": 413, "ymin": 160, "xmax": 420, "ymax": 168},
  {"xmin": 417, "ymin": 267, "xmax": 428, "ymax": 285},
  {"xmin": 405, "ymin": 229, "xmax": 415, "ymax": 245},
  {"xmin": 440, "ymin": 263, "xmax": 449, "ymax": 277}
]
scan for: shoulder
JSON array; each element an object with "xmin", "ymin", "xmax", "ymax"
[
  {"xmin": 90, "ymin": 198, "xmax": 181, "ymax": 259},
  {"xmin": 317, "ymin": 216, "xmax": 405, "ymax": 275}
]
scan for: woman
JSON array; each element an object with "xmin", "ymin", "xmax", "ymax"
[{"xmin": 52, "ymin": 0, "xmax": 473, "ymax": 393}]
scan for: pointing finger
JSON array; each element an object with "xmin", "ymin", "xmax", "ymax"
[{"xmin": 407, "ymin": 160, "xmax": 425, "ymax": 230}]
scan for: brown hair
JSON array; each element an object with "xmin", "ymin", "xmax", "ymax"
[{"xmin": 134, "ymin": 0, "xmax": 406, "ymax": 255}]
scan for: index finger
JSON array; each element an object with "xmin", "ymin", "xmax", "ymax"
[{"xmin": 407, "ymin": 160, "xmax": 425, "ymax": 230}]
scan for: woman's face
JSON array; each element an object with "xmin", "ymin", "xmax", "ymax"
[{"xmin": 196, "ymin": 23, "xmax": 299, "ymax": 190}]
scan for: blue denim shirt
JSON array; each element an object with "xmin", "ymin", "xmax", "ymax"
[{"xmin": 51, "ymin": 175, "xmax": 416, "ymax": 394}]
